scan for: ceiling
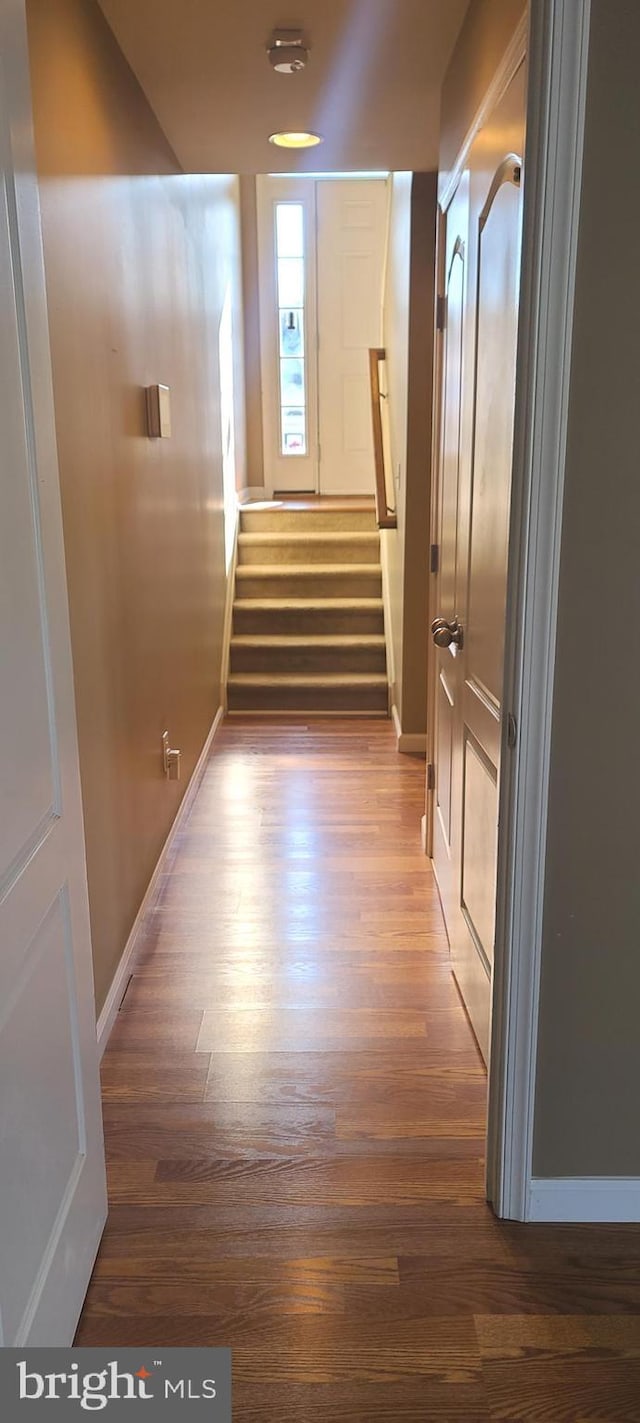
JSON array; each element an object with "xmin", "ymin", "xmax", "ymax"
[{"xmin": 98, "ymin": 0, "xmax": 470, "ymax": 174}]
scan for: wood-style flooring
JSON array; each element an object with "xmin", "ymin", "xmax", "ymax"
[{"xmin": 77, "ymin": 719, "xmax": 640, "ymax": 1419}]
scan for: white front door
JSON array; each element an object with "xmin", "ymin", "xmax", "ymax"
[
  {"xmin": 0, "ymin": 5, "xmax": 107, "ymax": 1346},
  {"xmin": 316, "ymin": 179, "xmax": 388, "ymax": 495},
  {"xmin": 257, "ymin": 177, "xmax": 389, "ymax": 496}
]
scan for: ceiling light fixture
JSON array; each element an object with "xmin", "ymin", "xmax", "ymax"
[
  {"xmin": 269, "ymin": 131, "xmax": 323, "ymax": 149},
  {"xmin": 267, "ymin": 29, "xmax": 309, "ymax": 74}
]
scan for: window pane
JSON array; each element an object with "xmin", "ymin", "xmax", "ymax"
[
  {"xmin": 280, "ymin": 358, "xmax": 305, "ymax": 406},
  {"xmin": 276, "ymin": 203, "xmax": 304, "ymax": 258},
  {"xmin": 275, "ymin": 205, "xmax": 306, "ymax": 456},
  {"xmin": 281, "ymin": 406, "xmax": 306, "ymax": 456},
  {"xmin": 279, "ymin": 308, "xmax": 304, "ymax": 357},
  {"xmin": 278, "ymin": 257, "xmax": 304, "ymax": 308}
]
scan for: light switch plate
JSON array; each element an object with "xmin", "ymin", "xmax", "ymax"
[{"xmin": 146, "ymin": 383, "xmax": 171, "ymax": 438}]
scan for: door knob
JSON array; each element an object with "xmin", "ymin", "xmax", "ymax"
[{"xmin": 431, "ymin": 616, "xmax": 464, "ymax": 649}]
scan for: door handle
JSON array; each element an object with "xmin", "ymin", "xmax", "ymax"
[{"xmin": 431, "ymin": 616, "xmax": 464, "ymax": 649}]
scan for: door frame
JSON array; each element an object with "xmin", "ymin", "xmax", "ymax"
[
  {"xmin": 488, "ymin": 0, "xmax": 592, "ymax": 1221},
  {"xmin": 427, "ymin": 0, "xmax": 592, "ymax": 1219}
]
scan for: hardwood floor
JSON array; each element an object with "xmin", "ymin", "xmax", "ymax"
[{"xmin": 77, "ymin": 719, "xmax": 640, "ymax": 1419}]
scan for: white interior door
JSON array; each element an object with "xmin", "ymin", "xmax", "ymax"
[
  {"xmin": 431, "ymin": 176, "xmax": 469, "ymax": 946},
  {"xmin": 430, "ymin": 65, "xmax": 526, "ymax": 1061},
  {"xmin": 316, "ymin": 179, "xmax": 389, "ymax": 495},
  {"xmin": 257, "ymin": 176, "xmax": 319, "ymax": 493},
  {"xmin": 0, "ymin": 5, "xmax": 107, "ymax": 1345}
]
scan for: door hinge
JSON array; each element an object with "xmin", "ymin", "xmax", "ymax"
[
  {"xmin": 436, "ymin": 294, "xmax": 447, "ymax": 332},
  {"xmin": 506, "ymin": 713, "xmax": 518, "ymax": 749},
  {"xmin": 430, "ymin": 542, "xmax": 440, "ymax": 574},
  {"xmin": 427, "ymin": 762, "xmax": 436, "ymax": 791}
]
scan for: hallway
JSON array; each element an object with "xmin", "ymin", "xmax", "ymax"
[{"xmin": 76, "ymin": 719, "xmax": 640, "ymax": 1418}]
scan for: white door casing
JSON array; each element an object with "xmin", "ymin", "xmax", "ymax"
[
  {"xmin": 316, "ymin": 179, "xmax": 389, "ymax": 495},
  {"xmin": 0, "ymin": 1, "xmax": 107, "ymax": 1345}
]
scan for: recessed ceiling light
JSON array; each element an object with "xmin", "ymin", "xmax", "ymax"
[{"xmin": 268, "ymin": 131, "xmax": 323, "ymax": 149}]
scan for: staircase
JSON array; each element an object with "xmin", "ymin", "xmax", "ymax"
[{"xmin": 227, "ymin": 502, "xmax": 389, "ymax": 714}]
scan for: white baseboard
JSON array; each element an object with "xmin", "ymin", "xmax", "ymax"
[
  {"xmin": 96, "ymin": 706, "xmax": 223, "ymax": 1056},
  {"xmin": 398, "ymin": 732, "xmax": 427, "ymax": 754},
  {"xmin": 238, "ymin": 485, "xmax": 273, "ymax": 504},
  {"xmin": 392, "ymin": 703, "xmax": 427, "ymax": 755},
  {"xmin": 528, "ymin": 1177, "xmax": 640, "ymax": 1223},
  {"xmin": 421, "ymin": 813, "xmax": 427, "ymax": 853}
]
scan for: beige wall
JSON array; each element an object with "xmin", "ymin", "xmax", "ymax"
[
  {"xmin": 532, "ymin": 0, "xmax": 640, "ymax": 1176},
  {"xmin": 383, "ymin": 172, "xmax": 437, "ymax": 737},
  {"xmin": 440, "ymin": 0, "xmax": 527, "ymax": 177},
  {"xmin": 27, "ymin": 0, "xmax": 245, "ymax": 1015}
]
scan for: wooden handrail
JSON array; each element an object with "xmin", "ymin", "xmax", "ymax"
[{"xmin": 369, "ymin": 347, "xmax": 397, "ymax": 530}]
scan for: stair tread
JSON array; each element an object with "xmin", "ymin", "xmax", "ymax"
[
  {"xmin": 233, "ymin": 597, "xmax": 383, "ymax": 608},
  {"xmin": 238, "ymin": 531, "xmax": 378, "ymax": 543},
  {"xmin": 228, "ymin": 673, "xmax": 388, "ymax": 686},
  {"xmin": 231, "ymin": 634, "xmax": 385, "ymax": 648},
  {"xmin": 236, "ymin": 564, "xmax": 382, "ymax": 576}
]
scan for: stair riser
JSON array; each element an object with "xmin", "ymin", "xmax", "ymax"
[
  {"xmin": 236, "ymin": 572, "xmax": 382, "ymax": 598},
  {"xmin": 233, "ymin": 607, "xmax": 385, "ymax": 636},
  {"xmin": 230, "ymin": 645, "xmax": 387, "ymax": 675},
  {"xmin": 227, "ymin": 683, "xmax": 389, "ymax": 713},
  {"xmin": 238, "ymin": 537, "xmax": 380, "ymax": 566},
  {"xmin": 240, "ymin": 510, "xmax": 377, "ymax": 533}
]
